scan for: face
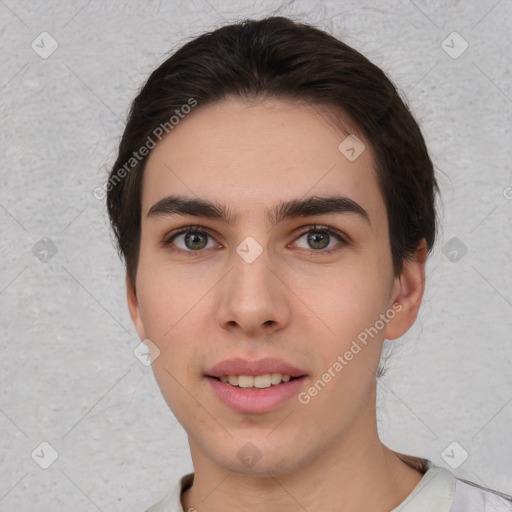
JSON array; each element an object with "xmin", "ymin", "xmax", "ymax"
[{"xmin": 127, "ymin": 97, "xmax": 424, "ymax": 476}]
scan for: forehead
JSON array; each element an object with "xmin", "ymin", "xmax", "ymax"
[{"xmin": 141, "ymin": 97, "xmax": 386, "ymax": 227}]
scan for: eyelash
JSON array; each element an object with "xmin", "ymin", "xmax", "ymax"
[{"xmin": 161, "ymin": 224, "xmax": 350, "ymax": 257}]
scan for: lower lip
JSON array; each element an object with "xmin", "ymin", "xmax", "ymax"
[{"xmin": 207, "ymin": 376, "xmax": 307, "ymax": 414}]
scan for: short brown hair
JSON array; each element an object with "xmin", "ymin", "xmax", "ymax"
[{"xmin": 106, "ymin": 16, "xmax": 438, "ymax": 294}]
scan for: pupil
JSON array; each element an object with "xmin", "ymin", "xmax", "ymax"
[
  {"xmin": 308, "ymin": 232, "xmax": 329, "ymax": 249},
  {"xmin": 185, "ymin": 232, "xmax": 207, "ymax": 250}
]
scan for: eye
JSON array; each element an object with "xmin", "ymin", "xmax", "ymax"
[
  {"xmin": 292, "ymin": 225, "xmax": 348, "ymax": 253},
  {"xmin": 162, "ymin": 224, "xmax": 349, "ymax": 256},
  {"xmin": 162, "ymin": 226, "xmax": 220, "ymax": 253}
]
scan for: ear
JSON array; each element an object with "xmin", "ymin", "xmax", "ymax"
[
  {"xmin": 126, "ymin": 274, "xmax": 147, "ymax": 341},
  {"xmin": 384, "ymin": 239, "xmax": 427, "ymax": 340}
]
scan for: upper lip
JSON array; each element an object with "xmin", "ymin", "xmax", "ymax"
[{"xmin": 206, "ymin": 357, "xmax": 307, "ymax": 378}]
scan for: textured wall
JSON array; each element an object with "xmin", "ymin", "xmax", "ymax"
[{"xmin": 0, "ymin": 1, "xmax": 511, "ymax": 510}]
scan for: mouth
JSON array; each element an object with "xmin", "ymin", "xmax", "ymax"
[
  {"xmin": 205, "ymin": 373, "xmax": 307, "ymax": 414},
  {"xmin": 204, "ymin": 357, "xmax": 308, "ymax": 413}
]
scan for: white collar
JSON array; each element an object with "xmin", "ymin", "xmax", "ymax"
[
  {"xmin": 155, "ymin": 462, "xmax": 456, "ymax": 512},
  {"xmin": 391, "ymin": 463, "xmax": 455, "ymax": 512}
]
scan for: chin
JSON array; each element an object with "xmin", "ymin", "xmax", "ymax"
[{"xmin": 207, "ymin": 438, "xmax": 307, "ymax": 477}]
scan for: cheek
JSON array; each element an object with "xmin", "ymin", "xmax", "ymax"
[
  {"xmin": 136, "ymin": 252, "xmax": 211, "ymax": 340},
  {"xmin": 297, "ymin": 269, "xmax": 389, "ymax": 410},
  {"xmin": 136, "ymin": 256, "xmax": 213, "ymax": 382},
  {"xmin": 294, "ymin": 260, "xmax": 390, "ymax": 341},
  {"xmin": 137, "ymin": 267, "xmax": 207, "ymax": 417}
]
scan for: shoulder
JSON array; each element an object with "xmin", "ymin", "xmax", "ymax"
[
  {"xmin": 143, "ymin": 473, "xmax": 194, "ymax": 512},
  {"xmin": 394, "ymin": 454, "xmax": 512, "ymax": 512},
  {"xmin": 144, "ymin": 502, "xmax": 165, "ymax": 512},
  {"xmin": 451, "ymin": 478, "xmax": 512, "ymax": 511}
]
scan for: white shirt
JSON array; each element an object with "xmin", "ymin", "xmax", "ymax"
[{"xmin": 145, "ymin": 460, "xmax": 512, "ymax": 512}]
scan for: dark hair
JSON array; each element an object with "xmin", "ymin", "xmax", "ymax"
[{"xmin": 106, "ymin": 16, "xmax": 438, "ymax": 295}]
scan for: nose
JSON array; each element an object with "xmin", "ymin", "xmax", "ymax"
[{"xmin": 215, "ymin": 243, "xmax": 292, "ymax": 337}]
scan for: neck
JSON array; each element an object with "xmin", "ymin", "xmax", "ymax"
[{"xmin": 182, "ymin": 398, "xmax": 424, "ymax": 512}]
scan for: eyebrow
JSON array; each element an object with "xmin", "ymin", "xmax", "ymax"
[{"xmin": 147, "ymin": 194, "xmax": 370, "ymax": 226}]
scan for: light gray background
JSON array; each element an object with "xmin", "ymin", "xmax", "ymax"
[{"xmin": 1, "ymin": 0, "xmax": 511, "ymax": 510}]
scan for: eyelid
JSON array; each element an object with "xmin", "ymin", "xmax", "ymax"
[
  {"xmin": 289, "ymin": 225, "xmax": 350, "ymax": 255},
  {"xmin": 162, "ymin": 223, "xmax": 350, "ymax": 254},
  {"xmin": 161, "ymin": 225, "xmax": 220, "ymax": 250},
  {"xmin": 293, "ymin": 224, "xmax": 351, "ymax": 245}
]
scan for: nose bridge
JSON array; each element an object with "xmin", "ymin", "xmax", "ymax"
[
  {"xmin": 230, "ymin": 237, "xmax": 275, "ymax": 305},
  {"xmin": 240, "ymin": 246, "xmax": 270, "ymax": 288},
  {"xmin": 215, "ymin": 236, "xmax": 289, "ymax": 333}
]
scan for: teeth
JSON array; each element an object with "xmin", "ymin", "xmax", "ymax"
[
  {"xmin": 238, "ymin": 375, "xmax": 254, "ymax": 388},
  {"xmin": 254, "ymin": 375, "xmax": 271, "ymax": 388},
  {"xmin": 218, "ymin": 373, "xmax": 294, "ymax": 388},
  {"xmin": 271, "ymin": 373, "xmax": 282, "ymax": 385}
]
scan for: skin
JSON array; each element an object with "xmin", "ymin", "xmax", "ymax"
[{"xmin": 127, "ymin": 97, "xmax": 428, "ymax": 512}]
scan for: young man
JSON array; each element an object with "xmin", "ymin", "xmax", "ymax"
[{"xmin": 105, "ymin": 16, "xmax": 512, "ymax": 512}]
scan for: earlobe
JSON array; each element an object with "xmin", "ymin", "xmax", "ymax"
[
  {"xmin": 384, "ymin": 239, "xmax": 428, "ymax": 340},
  {"xmin": 126, "ymin": 274, "xmax": 147, "ymax": 340}
]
